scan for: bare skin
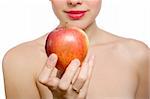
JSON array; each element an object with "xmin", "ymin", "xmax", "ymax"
[
  {"xmin": 2, "ymin": 21, "xmax": 149, "ymax": 99},
  {"xmin": 3, "ymin": 0, "xmax": 149, "ymax": 98}
]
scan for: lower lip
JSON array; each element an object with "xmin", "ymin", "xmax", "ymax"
[{"xmin": 67, "ymin": 12, "xmax": 86, "ymax": 20}]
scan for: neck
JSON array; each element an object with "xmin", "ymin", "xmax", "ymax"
[{"xmin": 83, "ymin": 21, "xmax": 100, "ymax": 46}]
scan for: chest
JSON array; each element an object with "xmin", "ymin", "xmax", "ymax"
[{"xmin": 87, "ymin": 47, "xmax": 138, "ymax": 98}]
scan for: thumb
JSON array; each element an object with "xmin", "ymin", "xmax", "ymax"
[{"xmin": 38, "ymin": 53, "xmax": 58, "ymax": 84}]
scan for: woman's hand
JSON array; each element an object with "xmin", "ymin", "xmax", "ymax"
[{"xmin": 38, "ymin": 53, "xmax": 95, "ymax": 99}]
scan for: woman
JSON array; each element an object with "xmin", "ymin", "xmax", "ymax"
[{"xmin": 2, "ymin": 0, "xmax": 149, "ymax": 99}]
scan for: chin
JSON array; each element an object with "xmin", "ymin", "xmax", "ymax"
[
  {"xmin": 70, "ymin": 24, "xmax": 85, "ymax": 29},
  {"xmin": 59, "ymin": 18, "xmax": 91, "ymax": 30},
  {"xmin": 67, "ymin": 22, "xmax": 90, "ymax": 30}
]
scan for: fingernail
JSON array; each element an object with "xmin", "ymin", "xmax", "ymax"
[
  {"xmin": 72, "ymin": 59, "xmax": 80, "ymax": 66},
  {"xmin": 48, "ymin": 53, "xmax": 58, "ymax": 66},
  {"xmin": 49, "ymin": 53, "xmax": 56, "ymax": 60}
]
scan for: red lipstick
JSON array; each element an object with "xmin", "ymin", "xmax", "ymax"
[{"xmin": 65, "ymin": 10, "xmax": 87, "ymax": 20}]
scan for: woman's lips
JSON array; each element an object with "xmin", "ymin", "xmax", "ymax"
[{"xmin": 64, "ymin": 10, "xmax": 87, "ymax": 20}]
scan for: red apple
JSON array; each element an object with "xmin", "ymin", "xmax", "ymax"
[{"xmin": 45, "ymin": 27, "xmax": 89, "ymax": 72}]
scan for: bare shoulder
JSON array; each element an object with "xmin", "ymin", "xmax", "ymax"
[
  {"xmin": 93, "ymin": 29, "xmax": 149, "ymax": 66},
  {"xmin": 100, "ymin": 29, "xmax": 149, "ymax": 67},
  {"xmin": 108, "ymin": 35, "xmax": 149, "ymax": 97},
  {"xmin": 3, "ymin": 41, "xmax": 36, "ymax": 73},
  {"xmin": 98, "ymin": 29, "xmax": 149, "ymax": 62},
  {"xmin": 118, "ymin": 37, "xmax": 149, "ymax": 98},
  {"xmin": 117, "ymin": 38, "xmax": 149, "ymax": 63},
  {"xmin": 2, "ymin": 39, "xmax": 47, "ymax": 98},
  {"xmin": 2, "ymin": 40, "xmax": 45, "ymax": 73}
]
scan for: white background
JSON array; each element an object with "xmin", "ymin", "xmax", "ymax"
[{"xmin": 0, "ymin": 0, "xmax": 150, "ymax": 98}]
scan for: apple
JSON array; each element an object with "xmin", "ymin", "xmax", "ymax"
[{"xmin": 45, "ymin": 27, "xmax": 89, "ymax": 72}]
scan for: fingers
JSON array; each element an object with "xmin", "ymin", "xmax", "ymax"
[
  {"xmin": 72, "ymin": 67, "xmax": 81, "ymax": 84},
  {"xmin": 78, "ymin": 54, "xmax": 95, "ymax": 98},
  {"xmin": 38, "ymin": 53, "xmax": 58, "ymax": 84},
  {"xmin": 46, "ymin": 77, "xmax": 60, "ymax": 90},
  {"xmin": 71, "ymin": 53, "xmax": 92, "ymax": 92},
  {"xmin": 71, "ymin": 52, "xmax": 90, "ymax": 85},
  {"xmin": 38, "ymin": 52, "xmax": 95, "ymax": 99},
  {"xmin": 58, "ymin": 59, "xmax": 80, "ymax": 91},
  {"xmin": 72, "ymin": 62, "xmax": 89, "ymax": 92}
]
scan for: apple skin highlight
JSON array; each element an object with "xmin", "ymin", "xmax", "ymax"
[{"xmin": 45, "ymin": 27, "xmax": 89, "ymax": 72}]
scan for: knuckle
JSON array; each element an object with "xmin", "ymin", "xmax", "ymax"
[
  {"xmin": 58, "ymin": 83, "xmax": 68, "ymax": 91},
  {"xmin": 47, "ymin": 78, "xmax": 59, "ymax": 90},
  {"xmin": 78, "ymin": 75, "xmax": 87, "ymax": 83},
  {"xmin": 48, "ymin": 78, "xmax": 57, "ymax": 86},
  {"xmin": 38, "ymin": 76, "xmax": 48, "ymax": 84}
]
